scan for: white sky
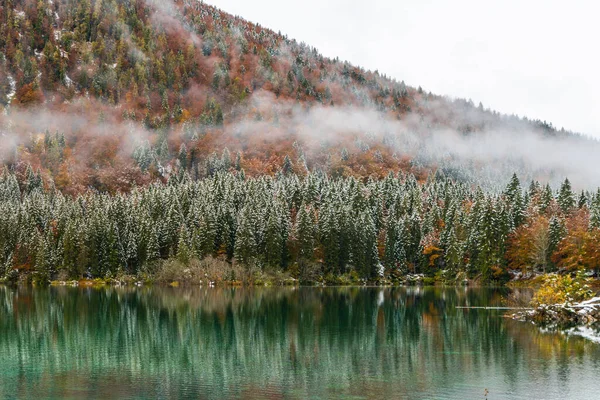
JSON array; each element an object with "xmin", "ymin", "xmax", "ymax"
[{"xmin": 206, "ymin": 0, "xmax": 600, "ymax": 138}]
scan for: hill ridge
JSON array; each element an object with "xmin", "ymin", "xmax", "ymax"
[{"xmin": 0, "ymin": 0, "xmax": 595, "ymax": 193}]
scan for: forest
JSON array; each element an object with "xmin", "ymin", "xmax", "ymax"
[
  {"xmin": 1, "ymin": 0, "xmax": 600, "ymax": 285},
  {"xmin": 1, "ymin": 166, "xmax": 599, "ymax": 285}
]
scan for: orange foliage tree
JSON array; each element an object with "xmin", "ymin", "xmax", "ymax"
[
  {"xmin": 552, "ymin": 210, "xmax": 600, "ymax": 274},
  {"xmin": 506, "ymin": 215, "xmax": 551, "ymax": 273}
]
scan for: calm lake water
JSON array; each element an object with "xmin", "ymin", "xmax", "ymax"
[{"xmin": 1, "ymin": 286, "xmax": 599, "ymax": 399}]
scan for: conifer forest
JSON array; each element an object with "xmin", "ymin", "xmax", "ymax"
[{"xmin": 1, "ymin": 166, "xmax": 598, "ymax": 284}]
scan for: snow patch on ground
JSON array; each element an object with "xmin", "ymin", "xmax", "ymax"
[
  {"xmin": 579, "ymin": 297, "xmax": 600, "ymax": 305},
  {"xmin": 565, "ymin": 326, "xmax": 600, "ymax": 343}
]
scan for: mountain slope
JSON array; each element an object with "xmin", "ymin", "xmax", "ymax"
[{"xmin": 0, "ymin": 0, "xmax": 594, "ymax": 193}]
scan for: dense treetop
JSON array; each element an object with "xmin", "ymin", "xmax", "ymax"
[{"xmin": 2, "ymin": 167, "xmax": 599, "ymax": 282}]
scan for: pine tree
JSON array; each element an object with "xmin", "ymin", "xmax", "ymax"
[
  {"xmin": 234, "ymin": 152, "xmax": 242, "ymax": 171},
  {"xmin": 539, "ymin": 184, "xmax": 554, "ymax": 213},
  {"xmin": 384, "ymin": 218, "xmax": 408, "ymax": 274},
  {"xmin": 445, "ymin": 226, "xmax": 463, "ymax": 274},
  {"xmin": 263, "ymin": 204, "xmax": 284, "ymax": 268},
  {"xmin": 192, "ymin": 216, "xmax": 215, "ymax": 259},
  {"xmin": 221, "ymin": 148, "xmax": 231, "ymax": 171},
  {"xmin": 318, "ymin": 203, "xmax": 340, "ymax": 274},
  {"xmin": 528, "ymin": 180, "xmax": 541, "ymax": 199},
  {"xmin": 178, "ymin": 144, "xmax": 188, "ymax": 171},
  {"xmin": 558, "ymin": 178, "xmax": 575, "ymax": 214},
  {"xmin": 505, "ymin": 173, "xmax": 521, "ymax": 202},
  {"xmin": 383, "ymin": 217, "xmax": 398, "ymax": 270},
  {"xmin": 340, "ymin": 148, "xmax": 349, "ymax": 161},
  {"xmin": 4, "ymin": 164, "xmax": 600, "ymax": 282},
  {"xmin": 146, "ymin": 225, "xmax": 161, "ymax": 263},
  {"xmin": 577, "ymin": 190, "xmax": 588, "ymax": 209},
  {"xmin": 33, "ymin": 233, "xmax": 50, "ymax": 284},
  {"xmin": 351, "ymin": 211, "xmax": 379, "ymax": 278},
  {"xmin": 234, "ymin": 207, "xmax": 257, "ymax": 267},
  {"xmin": 590, "ymin": 191, "xmax": 600, "ymax": 229},
  {"xmin": 295, "ymin": 204, "xmax": 316, "ymax": 263},
  {"xmin": 61, "ymin": 221, "xmax": 82, "ymax": 277},
  {"xmin": 176, "ymin": 225, "xmax": 192, "ymax": 265},
  {"xmin": 504, "ymin": 173, "xmax": 526, "ymax": 227},
  {"xmin": 281, "ymin": 155, "xmax": 293, "ymax": 175},
  {"xmin": 547, "ymin": 216, "xmax": 565, "ymax": 271}
]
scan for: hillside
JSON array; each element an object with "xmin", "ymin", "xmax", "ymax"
[
  {"xmin": 0, "ymin": 0, "xmax": 595, "ymax": 194},
  {"xmin": 1, "ymin": 0, "xmax": 600, "ymax": 288}
]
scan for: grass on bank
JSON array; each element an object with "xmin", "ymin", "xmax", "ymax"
[
  {"xmin": 5, "ymin": 256, "xmax": 589, "ymax": 289},
  {"xmin": 0, "ymin": 256, "xmax": 481, "ymax": 287}
]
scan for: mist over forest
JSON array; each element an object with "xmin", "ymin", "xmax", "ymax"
[{"xmin": 0, "ymin": 0, "xmax": 596, "ymax": 193}]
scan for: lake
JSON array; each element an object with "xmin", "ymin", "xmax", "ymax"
[{"xmin": 0, "ymin": 286, "xmax": 599, "ymax": 399}]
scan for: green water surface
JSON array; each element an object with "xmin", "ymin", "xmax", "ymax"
[{"xmin": 0, "ymin": 286, "xmax": 599, "ymax": 399}]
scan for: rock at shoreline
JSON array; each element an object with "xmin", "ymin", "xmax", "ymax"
[{"xmin": 511, "ymin": 297, "xmax": 600, "ymax": 328}]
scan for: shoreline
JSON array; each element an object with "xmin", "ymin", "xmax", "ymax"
[
  {"xmin": 0, "ymin": 273, "xmax": 515, "ymax": 289},
  {"xmin": 0, "ymin": 277, "xmax": 506, "ymax": 289},
  {"xmin": 0, "ymin": 269, "xmax": 565, "ymax": 289}
]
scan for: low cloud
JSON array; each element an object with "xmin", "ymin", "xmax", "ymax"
[{"xmin": 228, "ymin": 91, "xmax": 600, "ymax": 189}]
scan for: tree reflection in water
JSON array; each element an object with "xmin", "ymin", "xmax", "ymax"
[{"xmin": 0, "ymin": 286, "xmax": 599, "ymax": 399}]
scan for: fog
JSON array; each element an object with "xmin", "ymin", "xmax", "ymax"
[
  {"xmin": 229, "ymin": 90, "xmax": 600, "ymax": 189},
  {"xmin": 207, "ymin": 0, "xmax": 600, "ymax": 139}
]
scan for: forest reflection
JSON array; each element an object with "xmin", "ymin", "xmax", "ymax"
[{"xmin": 0, "ymin": 286, "xmax": 598, "ymax": 399}]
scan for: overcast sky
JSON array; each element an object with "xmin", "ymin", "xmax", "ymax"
[{"xmin": 206, "ymin": 0, "xmax": 599, "ymax": 138}]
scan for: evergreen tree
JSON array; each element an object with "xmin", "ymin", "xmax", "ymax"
[
  {"xmin": 234, "ymin": 207, "xmax": 257, "ymax": 267},
  {"xmin": 577, "ymin": 191, "xmax": 588, "ymax": 209},
  {"xmin": 558, "ymin": 178, "xmax": 575, "ymax": 214},
  {"xmin": 281, "ymin": 155, "xmax": 294, "ymax": 175},
  {"xmin": 178, "ymin": 144, "xmax": 188, "ymax": 170},
  {"xmin": 539, "ymin": 184, "xmax": 554, "ymax": 213},
  {"xmin": 192, "ymin": 216, "xmax": 216, "ymax": 259},
  {"xmin": 263, "ymin": 204, "xmax": 284, "ymax": 268},
  {"xmin": 146, "ymin": 225, "xmax": 161, "ymax": 263},
  {"xmin": 176, "ymin": 225, "xmax": 192, "ymax": 265},
  {"xmin": 384, "ymin": 218, "xmax": 408, "ymax": 274},
  {"xmin": 547, "ymin": 216, "xmax": 565, "ymax": 271},
  {"xmin": 504, "ymin": 174, "xmax": 525, "ymax": 228},
  {"xmin": 590, "ymin": 191, "xmax": 600, "ymax": 229},
  {"xmin": 294, "ymin": 204, "xmax": 316, "ymax": 276},
  {"xmin": 445, "ymin": 226, "xmax": 463, "ymax": 274}
]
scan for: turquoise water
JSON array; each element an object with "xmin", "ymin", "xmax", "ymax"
[{"xmin": 0, "ymin": 286, "xmax": 599, "ymax": 399}]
